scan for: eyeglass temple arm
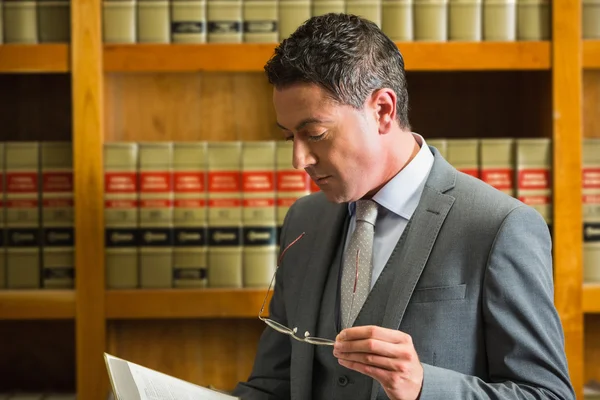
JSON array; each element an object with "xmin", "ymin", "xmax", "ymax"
[{"xmin": 258, "ymin": 232, "xmax": 306, "ymax": 319}]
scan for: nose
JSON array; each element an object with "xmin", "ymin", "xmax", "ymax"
[{"xmin": 292, "ymin": 140, "xmax": 317, "ymax": 170}]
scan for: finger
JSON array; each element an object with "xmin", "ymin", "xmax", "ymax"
[
  {"xmin": 337, "ymin": 325, "xmax": 411, "ymax": 344},
  {"xmin": 335, "ymin": 338, "xmax": 411, "ymax": 359},
  {"xmin": 338, "ymin": 358, "xmax": 392, "ymax": 384},
  {"xmin": 334, "ymin": 349, "xmax": 397, "ymax": 371}
]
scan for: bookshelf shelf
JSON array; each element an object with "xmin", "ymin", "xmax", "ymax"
[
  {"xmin": 103, "ymin": 41, "xmax": 551, "ymax": 73},
  {"xmin": 0, "ymin": 290, "xmax": 76, "ymax": 319},
  {"xmin": 584, "ymin": 283, "xmax": 600, "ymax": 313},
  {"xmin": 0, "ymin": 44, "xmax": 70, "ymax": 73},
  {"xmin": 583, "ymin": 40, "xmax": 600, "ymax": 69},
  {"xmin": 105, "ymin": 289, "xmax": 273, "ymax": 319}
]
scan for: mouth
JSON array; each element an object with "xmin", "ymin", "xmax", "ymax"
[{"xmin": 314, "ymin": 175, "xmax": 331, "ymax": 183}]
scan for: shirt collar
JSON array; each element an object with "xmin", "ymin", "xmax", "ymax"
[{"xmin": 348, "ymin": 133, "xmax": 434, "ymax": 220}]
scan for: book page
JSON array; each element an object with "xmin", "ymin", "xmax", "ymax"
[{"xmin": 105, "ymin": 353, "xmax": 237, "ymax": 400}]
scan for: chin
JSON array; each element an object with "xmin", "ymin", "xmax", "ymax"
[{"xmin": 320, "ymin": 188, "xmax": 354, "ymax": 204}]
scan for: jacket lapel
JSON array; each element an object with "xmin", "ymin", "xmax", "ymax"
[
  {"xmin": 291, "ymin": 197, "xmax": 348, "ymax": 400},
  {"xmin": 369, "ymin": 153, "xmax": 457, "ymax": 400}
]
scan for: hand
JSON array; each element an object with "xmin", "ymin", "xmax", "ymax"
[{"xmin": 333, "ymin": 325, "xmax": 423, "ymax": 400}]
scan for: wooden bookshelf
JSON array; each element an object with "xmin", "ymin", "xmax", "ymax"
[
  {"xmin": 583, "ymin": 40, "xmax": 600, "ymax": 68},
  {"xmin": 103, "ymin": 41, "xmax": 551, "ymax": 72},
  {"xmin": 0, "ymin": 44, "xmax": 70, "ymax": 73},
  {"xmin": 584, "ymin": 283, "xmax": 600, "ymax": 313},
  {"xmin": 0, "ymin": 290, "xmax": 75, "ymax": 319},
  {"xmin": 106, "ymin": 289, "xmax": 273, "ymax": 319}
]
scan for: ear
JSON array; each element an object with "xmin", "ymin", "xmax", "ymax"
[{"xmin": 370, "ymin": 88, "xmax": 397, "ymax": 134}]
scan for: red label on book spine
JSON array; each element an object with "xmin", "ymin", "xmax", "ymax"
[
  {"xmin": 174, "ymin": 172, "xmax": 205, "ymax": 193},
  {"xmin": 140, "ymin": 172, "xmax": 172, "ymax": 193},
  {"xmin": 243, "ymin": 171, "xmax": 275, "ymax": 192},
  {"xmin": 518, "ymin": 169, "xmax": 550, "ymax": 190},
  {"xmin": 583, "ymin": 168, "xmax": 600, "ymax": 189},
  {"xmin": 105, "ymin": 172, "xmax": 138, "ymax": 193},
  {"xmin": 6, "ymin": 172, "xmax": 38, "ymax": 193},
  {"xmin": 276, "ymin": 171, "xmax": 310, "ymax": 191},
  {"xmin": 43, "ymin": 172, "xmax": 73, "ymax": 192},
  {"xmin": 481, "ymin": 168, "xmax": 513, "ymax": 190},
  {"xmin": 208, "ymin": 172, "xmax": 241, "ymax": 192}
]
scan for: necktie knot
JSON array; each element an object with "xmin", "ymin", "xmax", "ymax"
[{"xmin": 355, "ymin": 199, "xmax": 378, "ymax": 226}]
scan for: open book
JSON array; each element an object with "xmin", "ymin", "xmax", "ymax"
[{"xmin": 104, "ymin": 353, "xmax": 240, "ymax": 400}]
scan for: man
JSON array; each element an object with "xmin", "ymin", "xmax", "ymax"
[{"xmin": 232, "ymin": 13, "xmax": 575, "ymax": 400}]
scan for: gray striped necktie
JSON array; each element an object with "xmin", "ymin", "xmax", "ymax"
[{"xmin": 340, "ymin": 199, "xmax": 378, "ymax": 329}]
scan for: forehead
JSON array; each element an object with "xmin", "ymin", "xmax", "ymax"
[{"xmin": 273, "ymin": 84, "xmax": 339, "ymax": 125}]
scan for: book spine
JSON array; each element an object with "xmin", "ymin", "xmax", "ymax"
[
  {"xmin": 5, "ymin": 142, "xmax": 41, "ymax": 289},
  {"xmin": 516, "ymin": 138, "xmax": 552, "ymax": 228},
  {"xmin": 3, "ymin": 0, "xmax": 39, "ymax": 43},
  {"xmin": 104, "ymin": 143, "xmax": 139, "ymax": 289},
  {"xmin": 173, "ymin": 142, "xmax": 208, "ymax": 288},
  {"xmin": 479, "ymin": 138, "xmax": 515, "ymax": 197},
  {"xmin": 242, "ymin": 141, "xmax": 276, "ymax": 287},
  {"xmin": 583, "ymin": 138, "xmax": 600, "ymax": 283},
  {"xmin": 41, "ymin": 142, "xmax": 74, "ymax": 288},
  {"xmin": 207, "ymin": 0, "xmax": 243, "ymax": 43},
  {"xmin": 171, "ymin": 0, "xmax": 207, "ymax": 43},
  {"xmin": 446, "ymin": 138, "xmax": 480, "ymax": 178},
  {"xmin": 138, "ymin": 142, "xmax": 174, "ymax": 288},
  {"xmin": 243, "ymin": 0, "xmax": 278, "ymax": 43},
  {"xmin": 207, "ymin": 142, "xmax": 242, "ymax": 288}
]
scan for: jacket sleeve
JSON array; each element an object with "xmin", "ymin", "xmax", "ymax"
[
  {"xmin": 230, "ymin": 205, "xmax": 296, "ymax": 400},
  {"xmin": 418, "ymin": 205, "xmax": 576, "ymax": 400}
]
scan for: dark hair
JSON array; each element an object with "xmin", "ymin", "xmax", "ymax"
[{"xmin": 264, "ymin": 13, "xmax": 410, "ymax": 130}]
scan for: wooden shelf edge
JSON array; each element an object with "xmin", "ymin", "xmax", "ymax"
[
  {"xmin": 106, "ymin": 289, "xmax": 273, "ymax": 319},
  {"xmin": 0, "ymin": 290, "xmax": 76, "ymax": 319},
  {"xmin": 104, "ymin": 41, "xmax": 551, "ymax": 73},
  {"xmin": 584, "ymin": 283, "xmax": 600, "ymax": 313},
  {"xmin": 0, "ymin": 44, "xmax": 70, "ymax": 73},
  {"xmin": 583, "ymin": 40, "xmax": 600, "ymax": 69}
]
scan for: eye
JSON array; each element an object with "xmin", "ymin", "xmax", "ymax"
[{"xmin": 308, "ymin": 132, "xmax": 327, "ymax": 142}]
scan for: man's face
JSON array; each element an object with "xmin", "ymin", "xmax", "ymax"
[{"xmin": 274, "ymin": 83, "xmax": 384, "ymax": 203}]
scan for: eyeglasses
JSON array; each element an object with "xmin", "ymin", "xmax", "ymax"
[{"xmin": 258, "ymin": 232, "xmax": 336, "ymax": 346}]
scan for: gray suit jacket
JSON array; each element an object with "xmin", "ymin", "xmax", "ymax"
[{"xmin": 232, "ymin": 147, "xmax": 575, "ymax": 400}]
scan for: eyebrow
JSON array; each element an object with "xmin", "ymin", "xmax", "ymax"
[{"xmin": 276, "ymin": 118, "xmax": 332, "ymax": 132}]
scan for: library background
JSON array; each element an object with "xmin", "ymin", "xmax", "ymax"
[{"xmin": 0, "ymin": 0, "xmax": 598, "ymax": 398}]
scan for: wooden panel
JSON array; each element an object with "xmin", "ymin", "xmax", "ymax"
[
  {"xmin": 583, "ymin": 40, "xmax": 600, "ymax": 69},
  {"xmin": 0, "ymin": 74, "xmax": 72, "ymax": 141},
  {"xmin": 585, "ymin": 315, "xmax": 600, "ymax": 384},
  {"xmin": 407, "ymin": 71, "xmax": 551, "ymax": 139},
  {"xmin": 104, "ymin": 72, "xmax": 278, "ymax": 142},
  {"xmin": 104, "ymin": 42, "xmax": 551, "ymax": 72},
  {"xmin": 0, "ymin": 290, "xmax": 75, "ymax": 319},
  {"xmin": 0, "ymin": 320, "xmax": 75, "ymax": 393},
  {"xmin": 106, "ymin": 289, "xmax": 273, "ymax": 319},
  {"xmin": 71, "ymin": 0, "xmax": 107, "ymax": 396},
  {"xmin": 584, "ymin": 71, "xmax": 600, "ymax": 138},
  {"xmin": 107, "ymin": 319, "xmax": 266, "ymax": 392},
  {"xmin": 0, "ymin": 44, "xmax": 69, "ymax": 73},
  {"xmin": 552, "ymin": 0, "xmax": 584, "ymax": 396},
  {"xmin": 584, "ymin": 284, "xmax": 600, "ymax": 313}
]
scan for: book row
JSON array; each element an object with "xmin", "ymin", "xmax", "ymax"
[
  {"xmin": 102, "ymin": 0, "xmax": 553, "ymax": 44},
  {"xmin": 0, "ymin": 138, "xmax": 597, "ymax": 291},
  {"xmin": 0, "ymin": 0, "xmax": 70, "ymax": 44}
]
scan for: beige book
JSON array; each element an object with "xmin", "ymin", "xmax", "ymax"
[
  {"xmin": 207, "ymin": 0, "xmax": 242, "ymax": 42},
  {"xmin": 41, "ymin": 142, "xmax": 74, "ymax": 289},
  {"xmin": 516, "ymin": 0, "xmax": 549, "ymax": 40},
  {"xmin": 583, "ymin": 138, "xmax": 600, "ymax": 283},
  {"xmin": 243, "ymin": 0, "xmax": 278, "ymax": 43},
  {"xmin": 137, "ymin": 0, "xmax": 170, "ymax": 42},
  {"xmin": 311, "ymin": 0, "xmax": 344, "ymax": 16},
  {"xmin": 381, "ymin": 0, "xmax": 413, "ymax": 41},
  {"xmin": 427, "ymin": 138, "xmax": 447, "ymax": 158},
  {"xmin": 173, "ymin": 142, "xmax": 208, "ymax": 288},
  {"xmin": 104, "ymin": 143, "xmax": 139, "ymax": 289},
  {"xmin": 171, "ymin": 0, "xmax": 206, "ymax": 43},
  {"xmin": 583, "ymin": 0, "xmax": 600, "ymax": 39},
  {"xmin": 346, "ymin": 0, "xmax": 382, "ymax": 26},
  {"xmin": 446, "ymin": 139, "xmax": 480, "ymax": 178},
  {"xmin": 5, "ymin": 142, "xmax": 40, "ymax": 289},
  {"xmin": 275, "ymin": 141, "xmax": 310, "ymax": 248},
  {"xmin": 242, "ymin": 141, "xmax": 276, "ymax": 288},
  {"xmin": 483, "ymin": 0, "xmax": 516, "ymax": 41},
  {"xmin": 480, "ymin": 138, "xmax": 515, "ymax": 197},
  {"xmin": 0, "ymin": 143, "xmax": 4, "ymax": 288},
  {"xmin": 3, "ymin": 0, "xmax": 38, "ymax": 43},
  {"xmin": 207, "ymin": 142, "xmax": 243, "ymax": 288},
  {"xmin": 516, "ymin": 138, "xmax": 552, "ymax": 227},
  {"xmin": 103, "ymin": 0, "xmax": 137, "ymax": 43},
  {"xmin": 278, "ymin": 0, "xmax": 310, "ymax": 40},
  {"xmin": 138, "ymin": 143, "xmax": 174, "ymax": 288},
  {"xmin": 38, "ymin": 0, "xmax": 71, "ymax": 42},
  {"xmin": 449, "ymin": 0, "xmax": 481, "ymax": 41},
  {"xmin": 414, "ymin": 0, "xmax": 448, "ymax": 41}
]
